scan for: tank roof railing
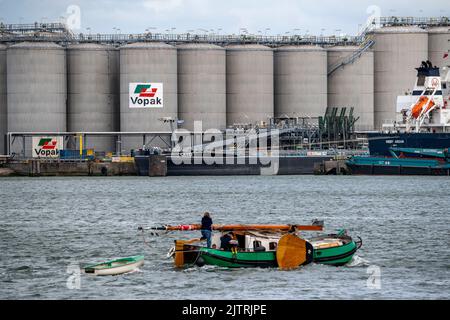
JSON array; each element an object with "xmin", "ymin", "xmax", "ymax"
[
  {"xmin": 0, "ymin": 22, "xmax": 70, "ymax": 34},
  {"xmin": 0, "ymin": 30, "xmax": 364, "ymax": 46},
  {"xmin": 0, "ymin": 22, "xmax": 75, "ymax": 43},
  {"xmin": 0, "ymin": 33, "xmax": 74, "ymax": 43},
  {"xmin": 0, "ymin": 22, "xmax": 363, "ymax": 46},
  {"xmin": 379, "ymin": 16, "xmax": 450, "ymax": 27},
  {"xmin": 73, "ymin": 32, "xmax": 364, "ymax": 46},
  {"xmin": 1, "ymin": 17, "xmax": 449, "ymax": 46}
]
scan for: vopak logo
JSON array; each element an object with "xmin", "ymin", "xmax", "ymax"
[
  {"xmin": 32, "ymin": 136, "xmax": 63, "ymax": 158},
  {"xmin": 129, "ymin": 83, "xmax": 163, "ymax": 108},
  {"xmin": 39, "ymin": 138, "xmax": 57, "ymax": 150}
]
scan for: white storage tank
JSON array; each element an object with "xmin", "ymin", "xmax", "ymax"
[
  {"xmin": 428, "ymin": 27, "xmax": 450, "ymax": 70},
  {"xmin": 120, "ymin": 42, "xmax": 177, "ymax": 153},
  {"xmin": 371, "ymin": 26, "xmax": 428, "ymax": 129},
  {"xmin": 226, "ymin": 44, "xmax": 274, "ymax": 127},
  {"xmin": 327, "ymin": 46, "xmax": 374, "ymax": 130},
  {"xmin": 274, "ymin": 45, "xmax": 327, "ymax": 119},
  {"xmin": 177, "ymin": 43, "xmax": 226, "ymax": 132},
  {"xmin": 7, "ymin": 42, "xmax": 67, "ymax": 156},
  {"xmin": 67, "ymin": 43, "xmax": 119, "ymax": 153}
]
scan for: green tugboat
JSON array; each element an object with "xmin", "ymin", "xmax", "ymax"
[{"xmin": 142, "ymin": 223, "xmax": 362, "ymax": 269}]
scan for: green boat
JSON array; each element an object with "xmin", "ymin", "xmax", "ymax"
[
  {"xmin": 82, "ymin": 255, "xmax": 145, "ymax": 276},
  {"xmin": 308, "ymin": 233, "xmax": 361, "ymax": 266},
  {"xmin": 198, "ymin": 248, "xmax": 279, "ymax": 268},
  {"xmin": 172, "ymin": 230, "xmax": 361, "ymax": 268}
]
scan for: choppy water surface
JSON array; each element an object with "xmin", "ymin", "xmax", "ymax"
[{"xmin": 0, "ymin": 175, "xmax": 449, "ymax": 299}]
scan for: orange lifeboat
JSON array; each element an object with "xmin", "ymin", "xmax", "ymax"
[{"xmin": 411, "ymin": 96, "xmax": 435, "ymax": 119}]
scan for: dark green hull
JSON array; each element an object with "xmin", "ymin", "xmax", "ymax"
[
  {"xmin": 197, "ymin": 241, "xmax": 357, "ymax": 268},
  {"xmin": 199, "ymin": 248, "xmax": 278, "ymax": 268}
]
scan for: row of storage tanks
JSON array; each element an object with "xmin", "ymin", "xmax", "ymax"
[{"xmin": 0, "ymin": 26, "xmax": 449, "ymax": 153}]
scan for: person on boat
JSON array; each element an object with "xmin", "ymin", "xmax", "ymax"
[
  {"xmin": 229, "ymin": 239, "xmax": 239, "ymax": 254},
  {"xmin": 200, "ymin": 212, "xmax": 213, "ymax": 248},
  {"xmin": 220, "ymin": 232, "xmax": 234, "ymax": 251}
]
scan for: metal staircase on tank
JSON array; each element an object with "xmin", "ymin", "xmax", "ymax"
[{"xmin": 327, "ymin": 38, "xmax": 375, "ymax": 76}]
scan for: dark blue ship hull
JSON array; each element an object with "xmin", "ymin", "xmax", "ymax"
[
  {"xmin": 368, "ymin": 132, "xmax": 450, "ymax": 156},
  {"xmin": 134, "ymin": 154, "xmax": 333, "ymax": 176}
]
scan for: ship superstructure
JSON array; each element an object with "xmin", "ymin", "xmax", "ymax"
[{"xmin": 393, "ymin": 61, "xmax": 450, "ymax": 132}]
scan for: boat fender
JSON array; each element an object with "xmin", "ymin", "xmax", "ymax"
[
  {"xmin": 167, "ymin": 246, "xmax": 175, "ymax": 258},
  {"xmin": 195, "ymin": 256, "xmax": 205, "ymax": 267}
]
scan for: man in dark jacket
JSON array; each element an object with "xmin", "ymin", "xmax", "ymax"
[
  {"xmin": 200, "ymin": 212, "xmax": 213, "ymax": 248},
  {"xmin": 220, "ymin": 232, "xmax": 234, "ymax": 251}
]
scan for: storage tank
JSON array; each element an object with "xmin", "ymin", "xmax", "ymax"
[
  {"xmin": 428, "ymin": 27, "xmax": 450, "ymax": 70},
  {"xmin": 177, "ymin": 43, "xmax": 226, "ymax": 131},
  {"xmin": 327, "ymin": 46, "xmax": 374, "ymax": 130},
  {"xmin": 7, "ymin": 42, "xmax": 66, "ymax": 156},
  {"xmin": 371, "ymin": 26, "xmax": 428, "ymax": 129},
  {"xmin": 67, "ymin": 43, "xmax": 119, "ymax": 153},
  {"xmin": 274, "ymin": 45, "xmax": 327, "ymax": 119},
  {"xmin": 120, "ymin": 42, "xmax": 177, "ymax": 153},
  {"xmin": 0, "ymin": 44, "xmax": 6, "ymax": 154},
  {"xmin": 226, "ymin": 44, "xmax": 273, "ymax": 127}
]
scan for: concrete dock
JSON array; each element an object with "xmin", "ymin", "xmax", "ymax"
[
  {"xmin": 5, "ymin": 160, "xmax": 136, "ymax": 177},
  {"xmin": 314, "ymin": 159, "xmax": 349, "ymax": 175}
]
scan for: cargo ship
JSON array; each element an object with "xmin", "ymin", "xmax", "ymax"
[
  {"xmin": 367, "ymin": 61, "xmax": 450, "ymax": 156},
  {"xmin": 134, "ymin": 151, "xmax": 335, "ymax": 176},
  {"xmin": 347, "ymin": 61, "xmax": 450, "ymax": 175},
  {"xmin": 367, "ymin": 132, "xmax": 450, "ymax": 156}
]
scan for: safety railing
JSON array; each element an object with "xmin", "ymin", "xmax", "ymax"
[{"xmin": 327, "ymin": 38, "xmax": 375, "ymax": 76}]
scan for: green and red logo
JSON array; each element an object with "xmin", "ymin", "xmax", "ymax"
[
  {"xmin": 32, "ymin": 136, "xmax": 63, "ymax": 158},
  {"xmin": 134, "ymin": 84, "xmax": 158, "ymax": 98},
  {"xmin": 129, "ymin": 83, "xmax": 163, "ymax": 108},
  {"xmin": 38, "ymin": 138, "xmax": 58, "ymax": 150}
]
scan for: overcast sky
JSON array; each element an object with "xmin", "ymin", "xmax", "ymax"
[{"xmin": 0, "ymin": 0, "xmax": 448, "ymax": 36}]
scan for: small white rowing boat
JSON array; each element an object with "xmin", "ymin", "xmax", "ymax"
[{"xmin": 82, "ymin": 255, "xmax": 144, "ymax": 276}]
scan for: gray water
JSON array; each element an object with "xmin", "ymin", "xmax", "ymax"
[{"xmin": 0, "ymin": 175, "xmax": 449, "ymax": 300}]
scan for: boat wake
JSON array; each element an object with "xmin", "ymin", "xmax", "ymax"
[
  {"xmin": 126, "ymin": 268, "xmax": 144, "ymax": 274},
  {"xmin": 346, "ymin": 255, "xmax": 370, "ymax": 267},
  {"xmin": 182, "ymin": 265, "xmax": 233, "ymax": 273}
]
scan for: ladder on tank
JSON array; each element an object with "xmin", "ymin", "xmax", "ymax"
[{"xmin": 327, "ymin": 38, "xmax": 375, "ymax": 76}]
